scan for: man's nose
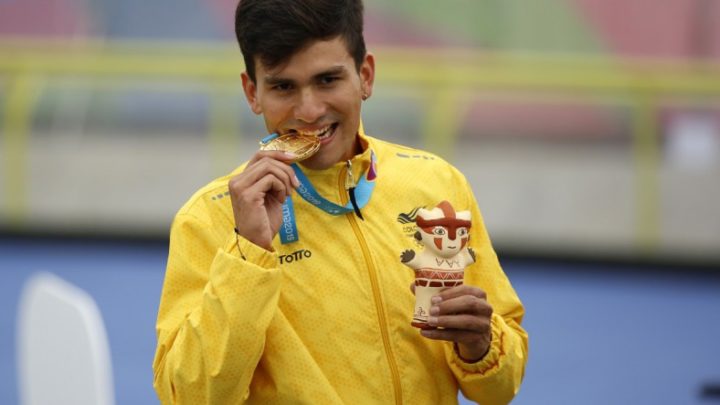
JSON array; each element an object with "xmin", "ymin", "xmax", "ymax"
[{"xmin": 294, "ymin": 88, "xmax": 326, "ymax": 122}]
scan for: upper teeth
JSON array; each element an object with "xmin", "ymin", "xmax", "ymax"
[{"xmin": 297, "ymin": 125, "xmax": 331, "ymax": 138}]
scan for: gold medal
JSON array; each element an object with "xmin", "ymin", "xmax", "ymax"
[{"xmin": 259, "ymin": 133, "xmax": 321, "ymax": 162}]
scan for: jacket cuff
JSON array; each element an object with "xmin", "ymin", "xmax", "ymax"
[
  {"xmin": 223, "ymin": 233, "xmax": 277, "ymax": 269},
  {"xmin": 447, "ymin": 312, "xmax": 505, "ymax": 377}
]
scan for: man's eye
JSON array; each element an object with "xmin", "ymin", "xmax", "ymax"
[
  {"xmin": 272, "ymin": 83, "xmax": 293, "ymax": 91},
  {"xmin": 458, "ymin": 228, "xmax": 468, "ymax": 236},
  {"xmin": 319, "ymin": 76, "xmax": 339, "ymax": 86},
  {"xmin": 432, "ymin": 227, "xmax": 446, "ymax": 236}
]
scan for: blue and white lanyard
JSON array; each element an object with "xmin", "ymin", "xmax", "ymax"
[{"xmin": 279, "ymin": 152, "xmax": 377, "ymax": 244}]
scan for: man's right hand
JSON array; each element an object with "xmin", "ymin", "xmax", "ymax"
[{"xmin": 229, "ymin": 150, "xmax": 300, "ymax": 251}]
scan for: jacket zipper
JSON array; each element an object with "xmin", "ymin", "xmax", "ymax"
[{"xmin": 340, "ymin": 163, "xmax": 403, "ymax": 405}]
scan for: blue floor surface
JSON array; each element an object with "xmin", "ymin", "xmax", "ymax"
[{"xmin": 1, "ymin": 239, "xmax": 719, "ymax": 404}]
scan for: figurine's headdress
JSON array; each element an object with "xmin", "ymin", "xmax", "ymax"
[{"xmin": 415, "ymin": 201, "xmax": 471, "ymax": 240}]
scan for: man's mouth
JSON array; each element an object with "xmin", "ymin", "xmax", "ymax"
[{"xmin": 288, "ymin": 123, "xmax": 338, "ymax": 141}]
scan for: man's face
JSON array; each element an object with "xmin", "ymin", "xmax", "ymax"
[{"xmin": 242, "ymin": 37, "xmax": 375, "ymax": 170}]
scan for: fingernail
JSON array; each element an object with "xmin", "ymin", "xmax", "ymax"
[
  {"xmin": 293, "ymin": 175, "xmax": 300, "ymax": 187},
  {"xmin": 284, "ymin": 152, "xmax": 297, "ymax": 158},
  {"xmin": 431, "ymin": 296, "xmax": 442, "ymax": 304},
  {"xmin": 428, "ymin": 316, "xmax": 438, "ymax": 326},
  {"xmin": 430, "ymin": 306, "xmax": 439, "ymax": 316}
]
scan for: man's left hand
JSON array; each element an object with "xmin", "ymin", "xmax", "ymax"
[{"xmin": 419, "ymin": 284, "xmax": 493, "ymax": 362}]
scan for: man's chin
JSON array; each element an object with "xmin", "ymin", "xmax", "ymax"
[
  {"xmin": 297, "ymin": 133, "xmax": 360, "ymax": 170},
  {"xmin": 298, "ymin": 153, "xmax": 336, "ymax": 171}
]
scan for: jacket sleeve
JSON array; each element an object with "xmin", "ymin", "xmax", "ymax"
[
  {"xmin": 443, "ymin": 174, "xmax": 529, "ymax": 404},
  {"xmin": 152, "ymin": 212, "xmax": 281, "ymax": 404}
]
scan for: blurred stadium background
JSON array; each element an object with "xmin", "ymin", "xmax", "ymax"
[{"xmin": 1, "ymin": 0, "xmax": 719, "ymax": 404}]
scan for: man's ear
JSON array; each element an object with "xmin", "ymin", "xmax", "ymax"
[
  {"xmin": 359, "ymin": 53, "xmax": 375, "ymax": 99},
  {"xmin": 241, "ymin": 72, "xmax": 262, "ymax": 115}
]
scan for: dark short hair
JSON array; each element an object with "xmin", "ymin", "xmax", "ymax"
[{"xmin": 235, "ymin": 0, "xmax": 366, "ymax": 83}]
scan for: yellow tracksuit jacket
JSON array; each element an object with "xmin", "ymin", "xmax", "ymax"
[{"xmin": 153, "ymin": 132, "xmax": 528, "ymax": 404}]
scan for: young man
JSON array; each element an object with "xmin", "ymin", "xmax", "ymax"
[{"xmin": 153, "ymin": 0, "xmax": 528, "ymax": 403}]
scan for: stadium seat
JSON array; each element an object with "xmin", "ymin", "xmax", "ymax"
[{"xmin": 16, "ymin": 272, "xmax": 115, "ymax": 405}]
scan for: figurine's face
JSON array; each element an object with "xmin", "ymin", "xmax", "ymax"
[{"xmin": 419, "ymin": 225, "xmax": 469, "ymax": 258}]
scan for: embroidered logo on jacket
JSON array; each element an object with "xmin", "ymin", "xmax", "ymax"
[
  {"xmin": 279, "ymin": 249, "xmax": 312, "ymax": 264},
  {"xmin": 397, "ymin": 207, "xmax": 423, "ymax": 224},
  {"xmin": 398, "ymin": 206, "xmax": 425, "ymax": 248}
]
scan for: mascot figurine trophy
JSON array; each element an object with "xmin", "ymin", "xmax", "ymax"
[{"xmin": 401, "ymin": 201, "xmax": 476, "ymax": 329}]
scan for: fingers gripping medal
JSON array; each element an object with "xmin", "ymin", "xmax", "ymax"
[
  {"xmin": 259, "ymin": 132, "xmax": 321, "ymax": 162},
  {"xmin": 259, "ymin": 132, "xmax": 319, "ymax": 245},
  {"xmin": 399, "ymin": 200, "xmax": 477, "ymax": 329}
]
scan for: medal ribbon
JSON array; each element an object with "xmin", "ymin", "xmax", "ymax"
[
  {"xmin": 280, "ymin": 151, "xmax": 377, "ymax": 244},
  {"xmin": 260, "ymin": 133, "xmax": 280, "ymax": 144}
]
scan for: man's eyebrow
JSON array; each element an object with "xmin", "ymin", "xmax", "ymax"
[
  {"xmin": 263, "ymin": 66, "xmax": 348, "ymax": 86},
  {"xmin": 263, "ymin": 65, "xmax": 347, "ymax": 85},
  {"xmin": 313, "ymin": 66, "xmax": 347, "ymax": 79},
  {"xmin": 263, "ymin": 75, "xmax": 294, "ymax": 86}
]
